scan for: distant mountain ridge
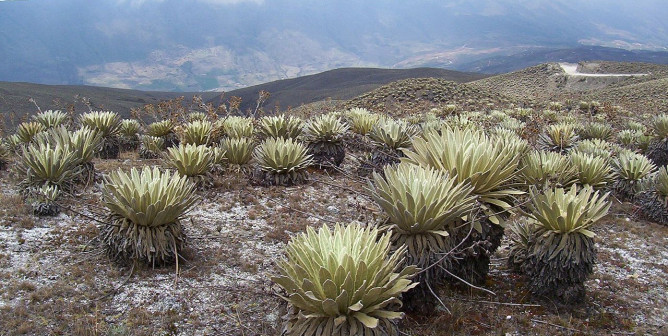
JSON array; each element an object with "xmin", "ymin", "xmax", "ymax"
[
  {"xmin": 2, "ymin": 0, "xmax": 667, "ymax": 91},
  {"xmin": 455, "ymin": 46, "xmax": 668, "ymax": 74},
  {"xmin": 215, "ymin": 67, "xmax": 488, "ymax": 113},
  {"xmin": 0, "ymin": 67, "xmax": 485, "ymax": 121}
]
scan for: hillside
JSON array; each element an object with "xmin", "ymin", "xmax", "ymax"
[
  {"xmin": 0, "ymin": 82, "xmax": 220, "ymax": 124},
  {"xmin": 585, "ymin": 77, "xmax": 668, "ymax": 114},
  {"xmin": 455, "ymin": 46, "xmax": 668, "ymax": 74},
  {"xmin": 345, "ymin": 77, "xmax": 513, "ymax": 116},
  {"xmin": 213, "ymin": 67, "xmax": 488, "ymax": 113},
  {"xmin": 469, "ymin": 63, "xmax": 568, "ymax": 104},
  {"xmin": 469, "ymin": 61, "xmax": 668, "ymax": 108}
]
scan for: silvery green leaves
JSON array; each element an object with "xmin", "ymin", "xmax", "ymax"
[
  {"xmin": 527, "ymin": 185, "xmax": 610, "ymax": 239},
  {"xmin": 101, "ymin": 167, "xmax": 198, "ymax": 264},
  {"xmin": 102, "ymin": 166, "xmax": 198, "ymax": 228},
  {"xmin": 253, "ymin": 137, "xmax": 312, "ymax": 186},
  {"xmin": 304, "ymin": 114, "xmax": 349, "ymax": 168},
  {"xmin": 180, "ymin": 120, "xmax": 213, "ymax": 146},
  {"xmin": 166, "ymin": 143, "xmax": 215, "ymax": 178},
  {"xmin": 370, "ymin": 163, "xmax": 475, "ymax": 270},
  {"xmin": 258, "ymin": 115, "xmax": 302, "ymax": 139},
  {"xmin": 18, "ymin": 141, "xmax": 80, "ymax": 191},
  {"xmin": 402, "ymin": 126, "xmax": 522, "ymax": 227},
  {"xmin": 272, "ymin": 224, "xmax": 417, "ymax": 336},
  {"xmin": 79, "ymin": 111, "xmax": 121, "ymax": 138},
  {"xmin": 32, "ymin": 110, "xmax": 69, "ymax": 129},
  {"xmin": 612, "ymin": 151, "xmax": 656, "ymax": 200},
  {"xmin": 523, "ymin": 185, "xmax": 611, "ymax": 303},
  {"xmin": 220, "ymin": 137, "xmax": 254, "ymax": 166}
]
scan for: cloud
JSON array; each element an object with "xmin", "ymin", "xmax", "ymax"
[
  {"xmin": 114, "ymin": 0, "xmax": 262, "ymax": 5},
  {"xmin": 196, "ymin": 0, "xmax": 264, "ymax": 4}
]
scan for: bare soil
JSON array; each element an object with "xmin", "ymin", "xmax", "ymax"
[{"xmin": 0, "ymin": 148, "xmax": 666, "ymax": 336}]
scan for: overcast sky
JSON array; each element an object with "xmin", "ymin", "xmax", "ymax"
[{"xmin": 1, "ymin": 0, "xmax": 666, "ymax": 89}]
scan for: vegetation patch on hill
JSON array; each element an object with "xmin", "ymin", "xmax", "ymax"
[{"xmin": 345, "ymin": 78, "xmax": 513, "ymax": 117}]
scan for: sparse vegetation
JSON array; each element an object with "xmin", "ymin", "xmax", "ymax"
[{"xmin": 2, "ymin": 61, "xmax": 668, "ymax": 336}]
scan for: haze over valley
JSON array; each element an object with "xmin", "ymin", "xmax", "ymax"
[{"xmin": 1, "ymin": 0, "xmax": 667, "ymax": 91}]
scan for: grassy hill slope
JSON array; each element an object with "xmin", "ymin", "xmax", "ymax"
[
  {"xmin": 0, "ymin": 82, "xmax": 220, "ymax": 124},
  {"xmin": 456, "ymin": 46, "xmax": 668, "ymax": 74},
  {"xmin": 469, "ymin": 61, "xmax": 668, "ymax": 110},
  {"xmin": 345, "ymin": 78, "xmax": 514, "ymax": 117},
  {"xmin": 215, "ymin": 67, "xmax": 488, "ymax": 113}
]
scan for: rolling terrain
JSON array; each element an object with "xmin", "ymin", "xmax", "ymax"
[
  {"xmin": 469, "ymin": 61, "xmax": 668, "ymax": 112},
  {"xmin": 0, "ymin": 67, "xmax": 486, "ymax": 125},
  {"xmin": 0, "ymin": 60, "xmax": 667, "ymax": 335},
  {"xmin": 208, "ymin": 67, "xmax": 487, "ymax": 113},
  {"xmin": 0, "ymin": 82, "xmax": 220, "ymax": 125},
  {"xmin": 1, "ymin": 60, "xmax": 667, "ymax": 129},
  {"xmin": 455, "ymin": 45, "xmax": 668, "ymax": 74}
]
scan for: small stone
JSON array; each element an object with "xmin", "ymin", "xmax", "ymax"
[
  {"xmin": 506, "ymin": 315, "xmax": 512, "ymax": 320},
  {"xmin": 326, "ymin": 205, "xmax": 339, "ymax": 214}
]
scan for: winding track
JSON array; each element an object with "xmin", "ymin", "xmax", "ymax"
[{"xmin": 559, "ymin": 63, "xmax": 648, "ymax": 77}]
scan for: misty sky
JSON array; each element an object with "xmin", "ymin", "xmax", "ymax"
[{"xmin": 1, "ymin": 0, "xmax": 666, "ymax": 90}]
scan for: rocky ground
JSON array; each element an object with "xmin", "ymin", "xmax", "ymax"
[{"xmin": 0, "ymin": 146, "xmax": 666, "ymax": 336}]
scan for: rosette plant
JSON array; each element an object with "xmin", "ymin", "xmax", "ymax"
[
  {"xmin": 15, "ymin": 121, "xmax": 46, "ymax": 144},
  {"xmin": 638, "ymin": 166, "xmax": 668, "ymax": 225},
  {"xmin": 220, "ymin": 137, "xmax": 254, "ymax": 167},
  {"xmin": 253, "ymin": 137, "xmax": 313, "ymax": 186},
  {"xmin": 17, "ymin": 142, "xmax": 79, "ymax": 192},
  {"xmin": 578, "ymin": 122, "xmax": 613, "ymax": 141},
  {"xmin": 571, "ymin": 139, "xmax": 614, "ymax": 160},
  {"xmin": 345, "ymin": 108, "xmax": 379, "ymax": 135},
  {"xmin": 497, "ymin": 118, "xmax": 525, "ymax": 134},
  {"xmin": 79, "ymin": 111, "xmax": 122, "ymax": 159},
  {"xmin": 617, "ymin": 129, "xmax": 641, "ymax": 148},
  {"xmin": 646, "ymin": 114, "xmax": 668, "ymax": 166},
  {"xmin": 32, "ymin": 110, "xmax": 69, "ymax": 129},
  {"xmin": 537, "ymin": 123, "xmax": 579, "ymax": 154},
  {"xmin": 166, "ymin": 143, "xmax": 215, "ymax": 187},
  {"xmin": 524, "ymin": 185, "xmax": 610, "ymax": 303},
  {"xmin": 611, "ymin": 151, "xmax": 656, "ymax": 201},
  {"xmin": 361, "ymin": 118, "xmax": 416, "ymax": 175},
  {"xmin": 147, "ymin": 119, "xmax": 179, "ymax": 148},
  {"xmin": 303, "ymin": 113, "xmax": 349, "ymax": 168},
  {"xmin": 119, "ymin": 119, "xmax": 141, "ymax": 151},
  {"xmin": 506, "ymin": 219, "xmax": 535, "ymax": 274},
  {"xmin": 402, "ymin": 126, "xmax": 522, "ymax": 284},
  {"xmin": 215, "ymin": 116, "xmax": 255, "ymax": 140},
  {"xmin": 492, "ymin": 128, "xmax": 530, "ymax": 159},
  {"xmin": 272, "ymin": 224, "xmax": 418, "ymax": 336},
  {"xmin": 257, "ymin": 115, "xmax": 303, "ymax": 139},
  {"xmin": 180, "ymin": 120, "xmax": 213, "ymax": 146},
  {"xmin": 569, "ymin": 151, "xmax": 613, "ymax": 190},
  {"xmin": 370, "ymin": 163, "xmax": 475, "ymax": 311},
  {"xmin": 28, "ymin": 184, "xmax": 61, "ymax": 217},
  {"xmin": 519, "ymin": 151, "xmax": 577, "ymax": 190},
  {"xmin": 368, "ymin": 118, "xmax": 415, "ymax": 152},
  {"xmin": 187, "ymin": 111, "xmax": 208, "ymax": 122},
  {"xmin": 100, "ymin": 166, "xmax": 198, "ymax": 264},
  {"xmin": 34, "ymin": 126, "xmax": 103, "ymax": 186},
  {"xmin": 138, "ymin": 135, "xmax": 165, "ymax": 159}
]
